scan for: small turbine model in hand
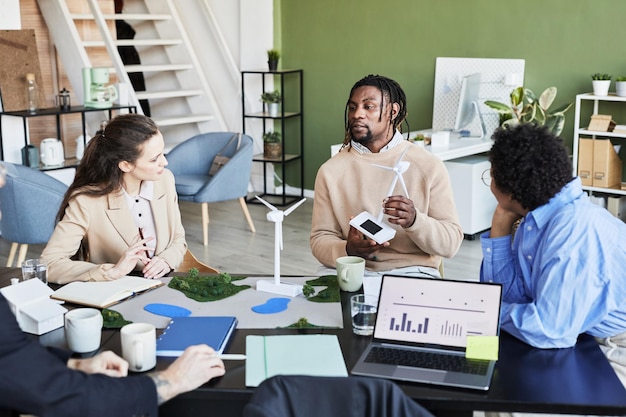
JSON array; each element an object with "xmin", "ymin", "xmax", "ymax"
[
  {"xmin": 348, "ymin": 144, "xmax": 411, "ymax": 244},
  {"xmin": 255, "ymin": 195, "xmax": 307, "ymax": 296}
]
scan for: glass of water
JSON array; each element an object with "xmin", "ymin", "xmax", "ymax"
[
  {"xmin": 351, "ymin": 294, "xmax": 377, "ymax": 336},
  {"xmin": 21, "ymin": 258, "xmax": 48, "ymax": 284}
]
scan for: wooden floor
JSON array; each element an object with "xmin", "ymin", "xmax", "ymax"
[{"xmin": 0, "ymin": 198, "xmax": 484, "ymax": 279}]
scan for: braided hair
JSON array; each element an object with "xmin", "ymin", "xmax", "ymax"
[
  {"xmin": 56, "ymin": 113, "xmax": 159, "ymax": 221},
  {"xmin": 343, "ymin": 74, "xmax": 408, "ymax": 147}
]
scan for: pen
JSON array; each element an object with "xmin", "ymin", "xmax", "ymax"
[
  {"xmin": 219, "ymin": 354, "xmax": 247, "ymax": 360},
  {"xmin": 138, "ymin": 227, "xmax": 152, "ymax": 259}
]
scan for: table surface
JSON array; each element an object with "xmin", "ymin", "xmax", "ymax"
[{"xmin": 2, "ymin": 269, "xmax": 626, "ymax": 417}]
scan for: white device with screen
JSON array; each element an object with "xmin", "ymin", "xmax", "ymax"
[
  {"xmin": 349, "ymin": 211, "xmax": 396, "ymax": 244},
  {"xmin": 454, "ymin": 73, "xmax": 486, "ymax": 139}
]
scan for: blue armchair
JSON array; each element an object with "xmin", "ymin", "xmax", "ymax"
[
  {"xmin": 0, "ymin": 162, "xmax": 68, "ymax": 267},
  {"xmin": 167, "ymin": 132, "xmax": 256, "ymax": 246}
]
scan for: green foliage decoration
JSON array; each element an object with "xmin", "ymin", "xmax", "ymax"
[{"xmin": 484, "ymin": 86, "xmax": 572, "ymax": 137}]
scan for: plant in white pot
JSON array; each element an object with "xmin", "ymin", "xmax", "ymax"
[
  {"xmin": 263, "ymin": 131, "xmax": 282, "ymax": 158},
  {"xmin": 591, "ymin": 73, "xmax": 612, "ymax": 96},
  {"xmin": 484, "ymin": 86, "xmax": 572, "ymax": 137},
  {"xmin": 615, "ymin": 76, "xmax": 626, "ymax": 97},
  {"xmin": 261, "ymin": 90, "xmax": 281, "ymax": 117}
]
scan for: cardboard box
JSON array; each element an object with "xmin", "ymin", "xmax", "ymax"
[
  {"xmin": 0, "ymin": 279, "xmax": 67, "ymax": 335},
  {"xmin": 592, "ymin": 139, "xmax": 623, "ymax": 188},
  {"xmin": 578, "ymin": 138, "xmax": 594, "ymax": 186},
  {"xmin": 588, "ymin": 114, "xmax": 616, "ymax": 132},
  {"xmin": 607, "ymin": 195, "xmax": 626, "ymax": 222}
]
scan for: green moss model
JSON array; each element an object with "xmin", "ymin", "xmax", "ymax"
[
  {"xmin": 169, "ymin": 268, "xmax": 251, "ymax": 302},
  {"xmin": 282, "ymin": 317, "xmax": 326, "ymax": 329},
  {"xmin": 101, "ymin": 308, "xmax": 132, "ymax": 328},
  {"xmin": 304, "ymin": 275, "xmax": 340, "ymax": 303}
]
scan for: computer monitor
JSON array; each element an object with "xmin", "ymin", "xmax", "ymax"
[{"xmin": 454, "ymin": 73, "xmax": 486, "ymax": 139}]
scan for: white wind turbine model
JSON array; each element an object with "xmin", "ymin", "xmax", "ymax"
[
  {"xmin": 255, "ymin": 195, "xmax": 307, "ymax": 297},
  {"xmin": 349, "ymin": 144, "xmax": 411, "ymax": 244},
  {"xmin": 371, "ymin": 144, "xmax": 411, "ymax": 222}
]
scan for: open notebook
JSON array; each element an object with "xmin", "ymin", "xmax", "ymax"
[{"xmin": 352, "ymin": 274, "xmax": 502, "ymax": 391}]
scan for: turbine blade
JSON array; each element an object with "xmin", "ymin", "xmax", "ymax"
[
  {"xmin": 284, "ymin": 198, "xmax": 307, "ymax": 216},
  {"xmin": 394, "ymin": 143, "xmax": 410, "ymax": 166},
  {"xmin": 255, "ymin": 195, "xmax": 277, "ymax": 211},
  {"xmin": 371, "ymin": 163, "xmax": 394, "ymax": 171},
  {"xmin": 278, "ymin": 221, "xmax": 283, "ymax": 250},
  {"xmin": 397, "ymin": 174, "xmax": 410, "ymax": 199}
]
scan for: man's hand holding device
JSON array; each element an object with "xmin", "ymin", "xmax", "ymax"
[{"xmin": 349, "ymin": 211, "xmax": 396, "ymax": 244}]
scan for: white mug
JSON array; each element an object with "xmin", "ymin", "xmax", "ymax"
[
  {"xmin": 336, "ymin": 256, "xmax": 366, "ymax": 292},
  {"xmin": 121, "ymin": 323, "xmax": 156, "ymax": 372},
  {"xmin": 65, "ymin": 308, "xmax": 103, "ymax": 353}
]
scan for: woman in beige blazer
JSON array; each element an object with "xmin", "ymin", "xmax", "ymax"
[{"xmin": 42, "ymin": 114, "xmax": 187, "ymax": 284}]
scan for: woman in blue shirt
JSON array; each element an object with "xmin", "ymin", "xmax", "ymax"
[{"xmin": 480, "ymin": 123, "xmax": 626, "ymax": 387}]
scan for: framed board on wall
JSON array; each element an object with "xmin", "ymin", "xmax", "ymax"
[{"xmin": 0, "ymin": 29, "xmax": 45, "ymax": 112}]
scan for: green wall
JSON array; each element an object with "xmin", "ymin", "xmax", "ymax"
[{"xmin": 279, "ymin": 0, "xmax": 626, "ymax": 190}]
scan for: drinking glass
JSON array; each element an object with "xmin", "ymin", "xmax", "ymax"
[{"xmin": 21, "ymin": 258, "xmax": 48, "ymax": 284}]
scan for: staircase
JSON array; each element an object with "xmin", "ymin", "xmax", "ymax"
[{"xmin": 37, "ymin": 0, "xmax": 229, "ymax": 150}]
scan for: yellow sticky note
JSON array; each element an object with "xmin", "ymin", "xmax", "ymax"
[{"xmin": 465, "ymin": 335, "xmax": 499, "ymax": 360}]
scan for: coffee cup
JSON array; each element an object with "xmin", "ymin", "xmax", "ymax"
[
  {"xmin": 64, "ymin": 308, "xmax": 103, "ymax": 353},
  {"xmin": 336, "ymin": 256, "xmax": 365, "ymax": 292},
  {"xmin": 121, "ymin": 323, "xmax": 156, "ymax": 372}
]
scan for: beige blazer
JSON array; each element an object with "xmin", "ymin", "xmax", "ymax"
[{"xmin": 43, "ymin": 169, "xmax": 187, "ymax": 284}]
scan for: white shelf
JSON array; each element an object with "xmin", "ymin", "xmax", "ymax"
[{"xmin": 573, "ymin": 93, "xmax": 625, "ymax": 197}]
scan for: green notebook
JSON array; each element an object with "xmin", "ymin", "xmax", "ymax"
[{"xmin": 245, "ymin": 334, "xmax": 348, "ymax": 387}]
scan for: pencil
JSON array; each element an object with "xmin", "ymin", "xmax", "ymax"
[
  {"xmin": 219, "ymin": 354, "xmax": 247, "ymax": 360},
  {"xmin": 138, "ymin": 227, "xmax": 152, "ymax": 259}
]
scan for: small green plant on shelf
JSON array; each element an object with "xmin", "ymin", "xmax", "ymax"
[
  {"xmin": 591, "ymin": 73, "xmax": 612, "ymax": 80},
  {"xmin": 262, "ymin": 131, "xmax": 281, "ymax": 143},
  {"xmin": 267, "ymin": 49, "xmax": 280, "ymax": 62},
  {"xmin": 260, "ymin": 90, "xmax": 281, "ymax": 104},
  {"xmin": 616, "ymin": 76, "xmax": 626, "ymax": 82}
]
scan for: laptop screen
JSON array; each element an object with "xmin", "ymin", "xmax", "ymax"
[{"xmin": 373, "ymin": 275, "xmax": 502, "ymax": 349}]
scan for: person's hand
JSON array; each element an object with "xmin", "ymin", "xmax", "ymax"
[
  {"xmin": 346, "ymin": 222, "xmax": 389, "ymax": 260},
  {"xmin": 149, "ymin": 345, "xmax": 225, "ymax": 404},
  {"xmin": 142, "ymin": 256, "xmax": 171, "ymax": 279},
  {"xmin": 107, "ymin": 235, "xmax": 153, "ymax": 279},
  {"xmin": 383, "ymin": 195, "xmax": 416, "ymax": 228},
  {"xmin": 67, "ymin": 350, "xmax": 129, "ymax": 377},
  {"xmin": 489, "ymin": 204, "xmax": 522, "ymax": 238}
]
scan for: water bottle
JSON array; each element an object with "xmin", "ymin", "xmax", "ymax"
[{"xmin": 25, "ymin": 73, "xmax": 39, "ymax": 113}]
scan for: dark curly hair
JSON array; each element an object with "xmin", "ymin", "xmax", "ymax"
[{"xmin": 489, "ymin": 123, "xmax": 573, "ymax": 211}]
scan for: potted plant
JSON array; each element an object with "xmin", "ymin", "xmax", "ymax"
[
  {"xmin": 615, "ymin": 76, "xmax": 626, "ymax": 97},
  {"xmin": 484, "ymin": 86, "xmax": 572, "ymax": 137},
  {"xmin": 591, "ymin": 73, "xmax": 612, "ymax": 96},
  {"xmin": 260, "ymin": 90, "xmax": 281, "ymax": 116},
  {"xmin": 263, "ymin": 131, "xmax": 282, "ymax": 158},
  {"xmin": 267, "ymin": 49, "xmax": 280, "ymax": 71}
]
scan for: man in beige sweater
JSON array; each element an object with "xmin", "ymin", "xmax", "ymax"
[{"xmin": 310, "ymin": 75, "xmax": 462, "ymax": 279}]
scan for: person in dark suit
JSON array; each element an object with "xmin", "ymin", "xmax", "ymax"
[{"xmin": 0, "ymin": 293, "xmax": 225, "ymax": 417}]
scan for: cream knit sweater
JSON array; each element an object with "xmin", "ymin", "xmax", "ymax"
[{"xmin": 310, "ymin": 140, "xmax": 462, "ymax": 272}]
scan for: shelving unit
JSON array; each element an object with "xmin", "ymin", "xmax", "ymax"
[
  {"xmin": 241, "ymin": 69, "xmax": 303, "ymax": 206},
  {"xmin": 0, "ymin": 104, "xmax": 137, "ymax": 168},
  {"xmin": 572, "ymin": 93, "xmax": 626, "ymax": 197}
]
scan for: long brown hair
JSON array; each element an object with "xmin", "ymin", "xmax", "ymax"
[{"xmin": 56, "ymin": 113, "xmax": 159, "ymax": 221}]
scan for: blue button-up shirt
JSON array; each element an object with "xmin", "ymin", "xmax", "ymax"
[{"xmin": 480, "ymin": 177, "xmax": 626, "ymax": 348}]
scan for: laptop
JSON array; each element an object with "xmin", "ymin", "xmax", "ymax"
[{"xmin": 351, "ymin": 274, "xmax": 502, "ymax": 391}]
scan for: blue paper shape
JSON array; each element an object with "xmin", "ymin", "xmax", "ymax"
[
  {"xmin": 144, "ymin": 303, "xmax": 192, "ymax": 318},
  {"xmin": 251, "ymin": 297, "xmax": 290, "ymax": 314}
]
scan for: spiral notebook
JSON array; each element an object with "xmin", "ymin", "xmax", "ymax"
[{"xmin": 156, "ymin": 316, "xmax": 238, "ymax": 357}]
